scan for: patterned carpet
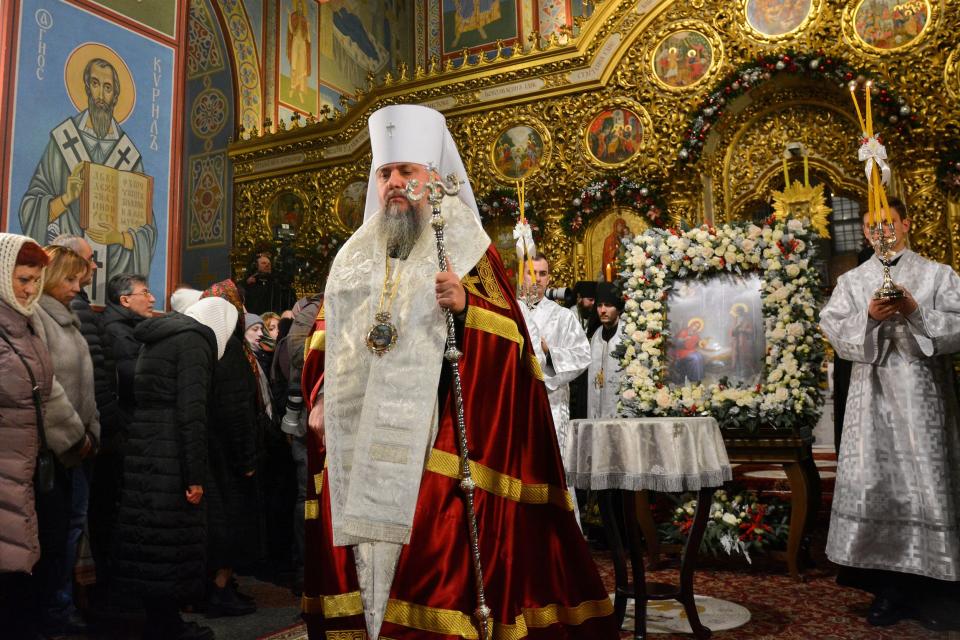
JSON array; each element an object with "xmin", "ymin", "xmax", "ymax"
[
  {"xmin": 260, "ymin": 450, "xmax": 958, "ymax": 639},
  {"xmin": 258, "ymin": 554, "xmax": 953, "ymax": 639}
]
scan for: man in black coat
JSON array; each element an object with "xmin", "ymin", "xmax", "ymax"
[
  {"xmin": 243, "ymin": 254, "xmax": 293, "ymax": 315},
  {"xmin": 92, "ymin": 273, "xmax": 154, "ymax": 606},
  {"xmin": 102, "ymin": 274, "xmax": 155, "ymax": 425},
  {"xmin": 115, "ymin": 298, "xmax": 237, "ymax": 640}
]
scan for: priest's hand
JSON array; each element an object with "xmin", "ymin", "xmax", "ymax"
[
  {"xmin": 894, "ymin": 286, "xmax": 919, "ymax": 316},
  {"xmin": 308, "ymin": 397, "xmax": 325, "ymax": 447},
  {"xmin": 868, "ymin": 297, "xmax": 900, "ymax": 322},
  {"xmin": 436, "ymin": 258, "xmax": 466, "ymax": 314},
  {"xmin": 185, "ymin": 485, "xmax": 203, "ymax": 505}
]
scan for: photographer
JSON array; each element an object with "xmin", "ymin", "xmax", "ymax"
[{"xmin": 243, "ymin": 254, "xmax": 291, "ymax": 315}]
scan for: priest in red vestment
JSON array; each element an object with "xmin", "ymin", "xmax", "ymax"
[{"xmin": 299, "ymin": 104, "xmax": 617, "ymax": 639}]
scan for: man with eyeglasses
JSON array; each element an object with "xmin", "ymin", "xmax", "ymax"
[{"xmin": 94, "ymin": 273, "xmax": 154, "ymax": 616}]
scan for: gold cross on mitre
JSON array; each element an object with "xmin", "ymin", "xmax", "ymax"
[{"xmin": 771, "ymin": 142, "xmax": 831, "ymax": 238}]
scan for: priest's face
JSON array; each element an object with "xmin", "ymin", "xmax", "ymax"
[
  {"xmin": 597, "ymin": 302, "xmax": 620, "ymax": 328},
  {"xmin": 862, "ymin": 206, "xmax": 909, "ymax": 253},
  {"xmin": 376, "ymin": 162, "xmax": 430, "ymax": 258},
  {"xmin": 376, "ymin": 163, "xmax": 430, "ymax": 212},
  {"xmin": 521, "ymin": 257, "xmax": 550, "ymax": 302}
]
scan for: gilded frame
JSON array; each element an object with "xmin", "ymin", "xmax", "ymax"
[
  {"xmin": 581, "ymin": 98, "xmax": 652, "ymax": 169},
  {"xmin": 333, "ymin": 177, "xmax": 368, "ymax": 233},
  {"xmin": 264, "ymin": 187, "xmax": 312, "ymax": 238},
  {"xmin": 737, "ymin": 0, "xmax": 821, "ymax": 43},
  {"xmin": 488, "ymin": 115, "xmax": 552, "ymax": 182},
  {"xmin": 842, "ymin": 0, "xmax": 936, "ymax": 55},
  {"xmin": 647, "ymin": 20, "xmax": 724, "ymax": 93}
]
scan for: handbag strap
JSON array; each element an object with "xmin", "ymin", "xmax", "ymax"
[{"xmin": 0, "ymin": 327, "xmax": 49, "ymax": 452}]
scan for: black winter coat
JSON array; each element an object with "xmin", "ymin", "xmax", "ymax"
[
  {"xmin": 70, "ymin": 291, "xmax": 119, "ymax": 450},
  {"xmin": 114, "ymin": 313, "xmax": 216, "ymax": 600},
  {"xmin": 101, "ymin": 301, "xmax": 146, "ymax": 425},
  {"xmin": 206, "ymin": 336, "xmax": 262, "ymax": 569}
]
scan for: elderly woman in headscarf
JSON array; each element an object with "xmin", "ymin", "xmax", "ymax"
[
  {"xmin": 33, "ymin": 243, "xmax": 101, "ymax": 636},
  {"xmin": 197, "ymin": 279, "xmax": 262, "ymax": 615},
  {"xmin": 0, "ymin": 233, "xmax": 52, "ymax": 638},
  {"xmin": 114, "ymin": 296, "xmax": 238, "ymax": 640}
]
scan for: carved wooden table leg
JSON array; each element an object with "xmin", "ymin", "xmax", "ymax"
[
  {"xmin": 635, "ymin": 490, "xmax": 661, "ymax": 568},
  {"xmin": 676, "ymin": 487, "xmax": 713, "ymax": 639},
  {"xmin": 600, "ymin": 490, "xmax": 630, "ymax": 629},
  {"xmin": 782, "ymin": 461, "xmax": 810, "ymax": 581},
  {"xmin": 621, "ymin": 490, "xmax": 647, "ymax": 639}
]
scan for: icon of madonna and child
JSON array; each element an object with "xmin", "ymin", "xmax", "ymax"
[{"xmin": 666, "ymin": 274, "xmax": 766, "ymax": 387}]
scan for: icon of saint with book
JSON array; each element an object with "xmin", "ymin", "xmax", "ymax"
[{"xmin": 19, "ymin": 44, "xmax": 156, "ymax": 304}]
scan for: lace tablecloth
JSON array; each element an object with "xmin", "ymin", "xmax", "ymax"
[{"xmin": 564, "ymin": 417, "xmax": 732, "ymax": 492}]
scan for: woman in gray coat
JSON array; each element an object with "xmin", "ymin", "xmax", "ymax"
[
  {"xmin": 33, "ymin": 244, "xmax": 100, "ymax": 636},
  {"xmin": 0, "ymin": 233, "xmax": 52, "ymax": 638}
]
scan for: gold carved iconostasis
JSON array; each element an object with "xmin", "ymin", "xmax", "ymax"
[{"xmin": 228, "ymin": 0, "xmax": 960, "ymax": 294}]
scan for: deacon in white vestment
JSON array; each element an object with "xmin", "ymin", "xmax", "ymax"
[
  {"xmin": 820, "ymin": 204, "xmax": 960, "ymax": 593},
  {"xmin": 519, "ymin": 255, "xmax": 590, "ymax": 451},
  {"xmin": 588, "ymin": 283, "xmax": 626, "ymax": 419}
]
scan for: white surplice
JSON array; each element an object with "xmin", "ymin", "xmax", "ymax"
[
  {"xmin": 524, "ymin": 297, "xmax": 591, "ymax": 451},
  {"xmin": 588, "ymin": 319, "xmax": 626, "ymax": 420},
  {"xmin": 820, "ymin": 250, "xmax": 960, "ymax": 581}
]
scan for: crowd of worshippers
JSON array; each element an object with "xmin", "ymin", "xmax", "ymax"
[
  {"xmin": 0, "ymin": 230, "xmax": 624, "ymax": 640},
  {"xmin": 0, "ymin": 235, "xmax": 320, "ymax": 640}
]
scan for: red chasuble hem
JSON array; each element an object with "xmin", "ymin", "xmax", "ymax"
[{"xmin": 302, "ymin": 596, "xmax": 615, "ymax": 639}]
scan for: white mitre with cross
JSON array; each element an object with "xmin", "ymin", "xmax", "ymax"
[{"xmin": 362, "ymin": 103, "xmax": 479, "ymax": 223}]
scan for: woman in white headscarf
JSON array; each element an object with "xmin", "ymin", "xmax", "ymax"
[
  {"xmin": 114, "ymin": 296, "xmax": 237, "ymax": 640},
  {"xmin": 0, "ymin": 233, "xmax": 52, "ymax": 638}
]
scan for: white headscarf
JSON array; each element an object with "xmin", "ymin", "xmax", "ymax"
[
  {"xmin": 170, "ymin": 287, "xmax": 202, "ymax": 313},
  {"xmin": 184, "ymin": 297, "xmax": 238, "ymax": 360},
  {"xmin": 0, "ymin": 232, "xmax": 46, "ymax": 316},
  {"xmin": 363, "ymin": 104, "xmax": 479, "ymax": 223}
]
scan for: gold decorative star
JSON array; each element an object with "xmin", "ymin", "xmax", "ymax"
[{"xmin": 771, "ymin": 182, "xmax": 832, "ymax": 238}]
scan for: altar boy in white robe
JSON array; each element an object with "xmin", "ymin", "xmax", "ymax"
[
  {"xmin": 820, "ymin": 197, "xmax": 960, "ymax": 631},
  {"xmin": 520, "ymin": 254, "xmax": 591, "ymax": 453},
  {"xmin": 588, "ymin": 282, "xmax": 626, "ymax": 419}
]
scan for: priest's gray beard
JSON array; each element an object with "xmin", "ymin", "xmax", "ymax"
[{"xmin": 383, "ymin": 198, "xmax": 426, "ymax": 259}]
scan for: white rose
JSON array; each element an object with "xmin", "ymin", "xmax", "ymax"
[
  {"xmin": 786, "ymin": 322, "xmax": 804, "ymax": 337},
  {"xmin": 721, "ymin": 513, "xmax": 739, "ymax": 526},
  {"xmin": 774, "ymin": 387, "xmax": 789, "ymax": 402},
  {"xmin": 787, "ymin": 219, "xmax": 804, "ymax": 232},
  {"xmin": 641, "ymin": 299, "xmax": 657, "ymax": 312},
  {"xmin": 768, "ymin": 258, "xmax": 781, "ymax": 270},
  {"xmin": 655, "ymin": 387, "xmax": 672, "ymax": 408},
  {"xmin": 785, "ymin": 264, "xmax": 801, "ymax": 278},
  {"xmin": 622, "ymin": 389, "xmax": 637, "ymax": 401},
  {"xmin": 741, "ymin": 239, "xmax": 755, "ymax": 253}
]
